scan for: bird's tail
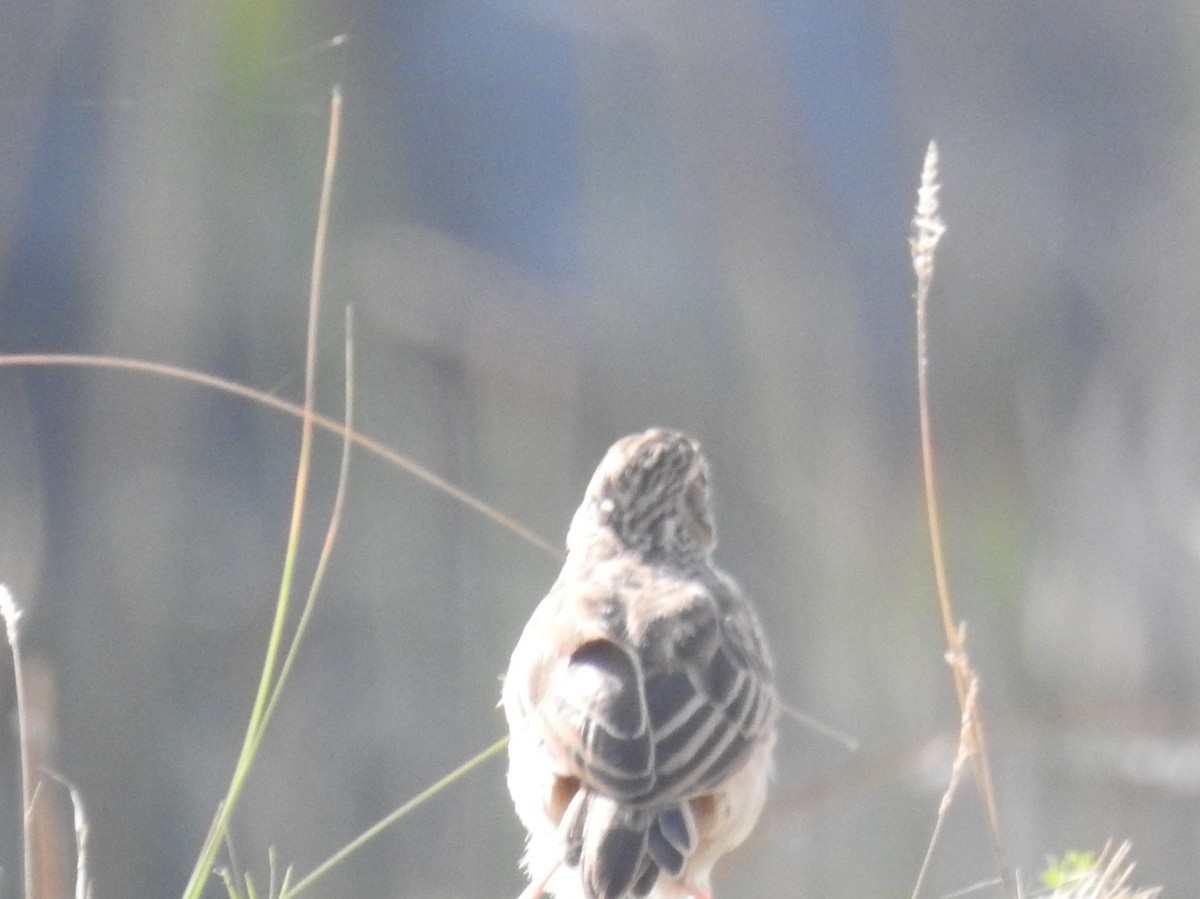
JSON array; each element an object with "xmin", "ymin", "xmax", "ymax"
[{"xmin": 562, "ymin": 791, "xmax": 698, "ymax": 899}]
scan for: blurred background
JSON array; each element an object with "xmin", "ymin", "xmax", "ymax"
[{"xmin": 1, "ymin": 1, "xmax": 1198, "ymax": 897}]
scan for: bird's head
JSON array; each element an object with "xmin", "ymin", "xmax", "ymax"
[{"xmin": 567, "ymin": 428, "xmax": 716, "ymax": 560}]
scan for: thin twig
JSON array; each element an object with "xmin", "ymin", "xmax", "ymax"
[
  {"xmin": 281, "ymin": 735, "xmax": 510, "ymax": 897},
  {"xmin": 939, "ymin": 877, "xmax": 1005, "ymax": 899},
  {"xmin": 1, "ymin": 585, "xmax": 35, "ymax": 899},
  {"xmin": 776, "ymin": 699, "xmax": 859, "ymax": 751},
  {"xmin": 180, "ymin": 84, "xmax": 343, "ymax": 899},
  {"xmin": 259, "ymin": 304, "xmax": 355, "ymax": 743},
  {"xmin": 909, "ymin": 141, "xmax": 1015, "ymax": 897},
  {"xmin": 45, "ymin": 770, "xmax": 94, "ymax": 899},
  {"xmin": 909, "ymin": 666, "xmax": 978, "ymax": 899},
  {"xmin": 0, "ymin": 353, "xmax": 561, "ymax": 558}
]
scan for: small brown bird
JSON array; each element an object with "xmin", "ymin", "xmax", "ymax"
[{"xmin": 502, "ymin": 428, "xmax": 777, "ymax": 899}]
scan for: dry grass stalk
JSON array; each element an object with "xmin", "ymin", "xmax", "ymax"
[
  {"xmin": 1, "ymin": 584, "xmax": 36, "ymax": 899},
  {"xmin": 909, "ymin": 142, "xmax": 1015, "ymax": 897}
]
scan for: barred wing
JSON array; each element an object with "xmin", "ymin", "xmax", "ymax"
[{"xmin": 529, "ymin": 575, "xmax": 776, "ymax": 807}]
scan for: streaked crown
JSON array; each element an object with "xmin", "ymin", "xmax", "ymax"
[{"xmin": 568, "ymin": 428, "xmax": 716, "ymax": 559}]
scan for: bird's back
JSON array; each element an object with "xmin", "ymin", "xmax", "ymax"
[{"xmin": 503, "ymin": 556, "xmax": 776, "ymax": 899}]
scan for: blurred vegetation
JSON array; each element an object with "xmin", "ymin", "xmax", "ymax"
[{"xmin": 0, "ymin": 1, "xmax": 1197, "ymax": 897}]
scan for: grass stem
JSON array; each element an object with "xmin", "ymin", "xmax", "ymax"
[{"xmin": 909, "ymin": 141, "xmax": 1015, "ymax": 898}]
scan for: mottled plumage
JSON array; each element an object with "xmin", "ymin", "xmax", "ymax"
[{"xmin": 503, "ymin": 429, "xmax": 777, "ymax": 899}]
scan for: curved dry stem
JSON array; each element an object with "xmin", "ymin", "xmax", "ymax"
[{"xmin": 0, "ymin": 352, "xmax": 561, "ymax": 560}]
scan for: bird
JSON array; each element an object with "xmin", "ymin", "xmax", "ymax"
[{"xmin": 502, "ymin": 428, "xmax": 778, "ymax": 899}]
